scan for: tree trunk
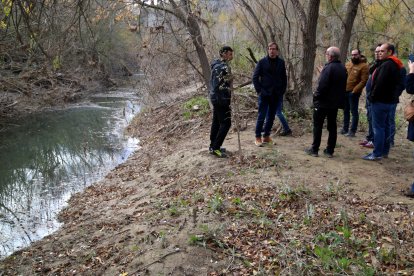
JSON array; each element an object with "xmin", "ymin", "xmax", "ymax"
[
  {"xmin": 339, "ymin": 0, "xmax": 361, "ymax": 63},
  {"xmin": 290, "ymin": 0, "xmax": 321, "ymax": 107}
]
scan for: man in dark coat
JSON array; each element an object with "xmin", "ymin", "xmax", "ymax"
[
  {"xmin": 253, "ymin": 42, "xmax": 288, "ymax": 146},
  {"xmin": 363, "ymin": 43, "xmax": 404, "ymax": 161},
  {"xmin": 305, "ymin": 46, "xmax": 347, "ymax": 157},
  {"xmin": 404, "ymin": 60, "xmax": 414, "ymax": 197},
  {"xmin": 209, "ymin": 46, "xmax": 233, "ymax": 158}
]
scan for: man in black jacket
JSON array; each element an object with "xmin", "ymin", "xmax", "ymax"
[
  {"xmin": 209, "ymin": 46, "xmax": 233, "ymax": 158},
  {"xmin": 363, "ymin": 43, "xmax": 404, "ymax": 161},
  {"xmin": 404, "ymin": 60, "xmax": 414, "ymax": 197},
  {"xmin": 253, "ymin": 42, "xmax": 288, "ymax": 146},
  {"xmin": 305, "ymin": 46, "xmax": 347, "ymax": 157}
]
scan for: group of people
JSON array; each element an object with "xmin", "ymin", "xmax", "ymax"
[
  {"xmin": 208, "ymin": 43, "xmax": 292, "ymax": 157},
  {"xmin": 208, "ymin": 43, "xmax": 414, "ymax": 197}
]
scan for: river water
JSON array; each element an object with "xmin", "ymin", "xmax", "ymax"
[{"xmin": 0, "ymin": 88, "xmax": 140, "ymax": 258}]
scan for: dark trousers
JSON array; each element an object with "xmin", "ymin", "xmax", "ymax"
[
  {"xmin": 343, "ymin": 91, "xmax": 360, "ymax": 133},
  {"xmin": 210, "ymin": 104, "xmax": 231, "ymax": 150},
  {"xmin": 312, "ymin": 107, "xmax": 338, "ymax": 154},
  {"xmin": 365, "ymin": 98, "xmax": 374, "ymax": 142},
  {"xmin": 255, "ymin": 94, "xmax": 280, "ymax": 137}
]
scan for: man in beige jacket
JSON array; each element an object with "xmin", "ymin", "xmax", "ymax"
[{"xmin": 340, "ymin": 49, "xmax": 369, "ymax": 137}]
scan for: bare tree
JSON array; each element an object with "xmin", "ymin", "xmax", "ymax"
[{"xmin": 134, "ymin": 0, "xmax": 211, "ymax": 89}]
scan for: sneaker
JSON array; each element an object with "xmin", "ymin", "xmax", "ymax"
[
  {"xmin": 323, "ymin": 149, "xmax": 333, "ymax": 158},
  {"xmin": 279, "ymin": 129, "xmax": 292, "ymax": 136},
  {"xmin": 340, "ymin": 129, "xmax": 348, "ymax": 135},
  {"xmin": 262, "ymin": 136, "xmax": 273, "ymax": 144},
  {"xmin": 255, "ymin": 137, "xmax": 263, "ymax": 147},
  {"xmin": 362, "ymin": 153, "xmax": 381, "ymax": 161},
  {"xmin": 212, "ymin": 149, "xmax": 227, "ymax": 158},
  {"xmin": 362, "ymin": 141, "xmax": 374, "ymax": 148},
  {"xmin": 305, "ymin": 148, "xmax": 318, "ymax": 157},
  {"xmin": 209, "ymin": 147, "xmax": 226, "ymax": 154},
  {"xmin": 359, "ymin": 140, "xmax": 368, "ymax": 146},
  {"xmin": 345, "ymin": 131, "xmax": 355, "ymax": 137}
]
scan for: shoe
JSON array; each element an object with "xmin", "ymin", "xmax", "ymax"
[
  {"xmin": 362, "ymin": 141, "xmax": 374, "ymax": 148},
  {"xmin": 359, "ymin": 140, "xmax": 368, "ymax": 146},
  {"xmin": 279, "ymin": 129, "xmax": 292, "ymax": 136},
  {"xmin": 362, "ymin": 153, "xmax": 381, "ymax": 161},
  {"xmin": 323, "ymin": 149, "xmax": 333, "ymax": 158},
  {"xmin": 305, "ymin": 148, "xmax": 318, "ymax": 157},
  {"xmin": 404, "ymin": 185, "xmax": 414, "ymax": 198},
  {"xmin": 262, "ymin": 136, "xmax": 272, "ymax": 144},
  {"xmin": 340, "ymin": 129, "xmax": 348, "ymax": 135},
  {"xmin": 212, "ymin": 149, "xmax": 227, "ymax": 158},
  {"xmin": 209, "ymin": 147, "xmax": 226, "ymax": 154},
  {"xmin": 345, "ymin": 131, "xmax": 355, "ymax": 137},
  {"xmin": 404, "ymin": 189, "xmax": 414, "ymax": 198},
  {"xmin": 255, "ymin": 137, "xmax": 263, "ymax": 147},
  {"xmin": 383, "ymin": 155, "xmax": 388, "ymax": 158}
]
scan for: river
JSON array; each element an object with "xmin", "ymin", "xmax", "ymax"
[{"xmin": 0, "ymin": 88, "xmax": 140, "ymax": 258}]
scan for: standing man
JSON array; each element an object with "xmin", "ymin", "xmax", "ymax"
[
  {"xmin": 253, "ymin": 42, "xmax": 288, "ymax": 146},
  {"xmin": 363, "ymin": 43, "xmax": 404, "ymax": 161},
  {"xmin": 389, "ymin": 50, "xmax": 406, "ymax": 147},
  {"xmin": 360, "ymin": 45, "xmax": 381, "ymax": 148},
  {"xmin": 305, "ymin": 46, "xmax": 347, "ymax": 157},
  {"xmin": 404, "ymin": 60, "xmax": 414, "ymax": 197},
  {"xmin": 341, "ymin": 49, "xmax": 369, "ymax": 137},
  {"xmin": 209, "ymin": 46, "xmax": 233, "ymax": 158}
]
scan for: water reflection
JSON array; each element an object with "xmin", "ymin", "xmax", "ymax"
[{"xmin": 0, "ymin": 92, "xmax": 140, "ymax": 258}]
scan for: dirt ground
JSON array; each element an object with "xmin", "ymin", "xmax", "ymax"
[{"xmin": 1, "ymin": 87, "xmax": 414, "ymax": 275}]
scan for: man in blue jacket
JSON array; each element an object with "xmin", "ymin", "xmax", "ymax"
[
  {"xmin": 253, "ymin": 42, "xmax": 288, "ymax": 146},
  {"xmin": 209, "ymin": 46, "xmax": 233, "ymax": 158},
  {"xmin": 305, "ymin": 46, "xmax": 347, "ymax": 157}
]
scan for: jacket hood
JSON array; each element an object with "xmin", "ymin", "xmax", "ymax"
[
  {"xmin": 211, "ymin": 59, "xmax": 222, "ymax": 69},
  {"xmin": 388, "ymin": 56, "xmax": 404, "ymax": 69}
]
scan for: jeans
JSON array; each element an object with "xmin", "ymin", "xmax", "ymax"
[
  {"xmin": 255, "ymin": 94, "xmax": 280, "ymax": 137},
  {"xmin": 275, "ymin": 96, "xmax": 290, "ymax": 132},
  {"xmin": 343, "ymin": 91, "xmax": 360, "ymax": 133},
  {"xmin": 210, "ymin": 104, "xmax": 231, "ymax": 150},
  {"xmin": 389, "ymin": 103, "xmax": 397, "ymax": 146},
  {"xmin": 311, "ymin": 107, "xmax": 338, "ymax": 154},
  {"xmin": 365, "ymin": 98, "xmax": 374, "ymax": 142},
  {"xmin": 372, "ymin": 102, "xmax": 393, "ymax": 157}
]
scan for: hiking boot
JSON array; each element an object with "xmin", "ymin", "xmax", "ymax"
[
  {"xmin": 340, "ymin": 129, "xmax": 347, "ymax": 135},
  {"xmin": 255, "ymin": 137, "xmax": 263, "ymax": 147},
  {"xmin": 362, "ymin": 141, "xmax": 374, "ymax": 148},
  {"xmin": 212, "ymin": 149, "xmax": 227, "ymax": 158},
  {"xmin": 362, "ymin": 153, "xmax": 381, "ymax": 161},
  {"xmin": 345, "ymin": 131, "xmax": 355, "ymax": 137},
  {"xmin": 279, "ymin": 129, "xmax": 292, "ymax": 136},
  {"xmin": 262, "ymin": 136, "xmax": 272, "ymax": 144},
  {"xmin": 305, "ymin": 148, "xmax": 318, "ymax": 157},
  {"xmin": 323, "ymin": 149, "xmax": 333, "ymax": 158}
]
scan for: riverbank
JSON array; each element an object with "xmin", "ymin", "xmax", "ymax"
[{"xmin": 1, "ymin": 86, "xmax": 414, "ymax": 275}]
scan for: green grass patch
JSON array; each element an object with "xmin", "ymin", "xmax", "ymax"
[{"xmin": 182, "ymin": 96, "xmax": 210, "ymax": 119}]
